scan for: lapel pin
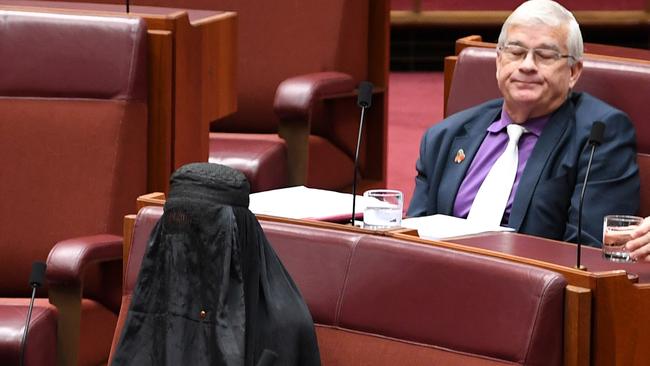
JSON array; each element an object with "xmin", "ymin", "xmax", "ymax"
[{"xmin": 454, "ymin": 149, "xmax": 465, "ymax": 164}]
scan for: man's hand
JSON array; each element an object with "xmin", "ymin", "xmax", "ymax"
[{"xmin": 626, "ymin": 217, "xmax": 650, "ymax": 261}]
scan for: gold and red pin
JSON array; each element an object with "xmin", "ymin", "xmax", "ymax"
[{"xmin": 454, "ymin": 149, "xmax": 465, "ymax": 164}]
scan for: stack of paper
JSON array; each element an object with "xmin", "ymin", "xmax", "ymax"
[
  {"xmin": 249, "ymin": 186, "xmax": 372, "ymax": 221},
  {"xmin": 401, "ymin": 214, "xmax": 513, "ymax": 240}
]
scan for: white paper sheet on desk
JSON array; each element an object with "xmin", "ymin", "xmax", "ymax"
[
  {"xmin": 249, "ymin": 186, "xmax": 372, "ymax": 220},
  {"xmin": 401, "ymin": 214, "xmax": 514, "ymax": 240}
]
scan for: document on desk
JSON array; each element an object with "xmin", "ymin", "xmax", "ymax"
[
  {"xmin": 401, "ymin": 214, "xmax": 514, "ymax": 240},
  {"xmin": 249, "ymin": 186, "xmax": 369, "ymax": 221}
]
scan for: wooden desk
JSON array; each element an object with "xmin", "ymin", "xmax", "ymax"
[{"xmin": 0, "ymin": 1, "xmax": 237, "ymax": 192}]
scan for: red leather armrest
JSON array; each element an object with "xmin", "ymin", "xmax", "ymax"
[
  {"xmin": 274, "ymin": 71, "xmax": 355, "ymax": 120},
  {"xmin": 46, "ymin": 234, "xmax": 122, "ymax": 286}
]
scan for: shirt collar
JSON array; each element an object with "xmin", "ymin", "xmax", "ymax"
[{"xmin": 487, "ymin": 108, "xmax": 551, "ymax": 137}]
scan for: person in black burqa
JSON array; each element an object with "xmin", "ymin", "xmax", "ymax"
[{"xmin": 111, "ymin": 163, "xmax": 321, "ymax": 365}]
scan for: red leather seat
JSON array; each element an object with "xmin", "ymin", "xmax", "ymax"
[
  {"xmin": 208, "ymin": 133, "xmax": 288, "ymax": 193},
  {"xmin": 0, "ymin": 300, "xmax": 57, "ymax": 365},
  {"xmin": 266, "ymin": 222, "xmax": 567, "ymax": 366},
  {"xmin": 119, "ymin": 0, "xmax": 390, "ymax": 192},
  {"xmin": 114, "ymin": 207, "xmax": 567, "ymax": 365},
  {"xmin": 0, "ymin": 10, "xmax": 148, "ymax": 366}
]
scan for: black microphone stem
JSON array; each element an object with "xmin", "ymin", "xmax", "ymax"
[
  {"xmin": 126, "ymin": 0, "xmax": 130, "ymax": 13},
  {"xmin": 576, "ymin": 144, "xmax": 597, "ymax": 269},
  {"xmin": 351, "ymin": 106, "xmax": 367, "ymax": 225},
  {"xmin": 20, "ymin": 285, "xmax": 38, "ymax": 366}
]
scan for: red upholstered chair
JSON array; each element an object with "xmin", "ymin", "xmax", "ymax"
[
  {"xmin": 107, "ymin": 207, "xmax": 159, "ymax": 364},
  {"xmin": 444, "ymin": 35, "xmax": 650, "ymax": 117},
  {"xmin": 115, "ymin": 207, "xmax": 569, "ymax": 365},
  {"xmin": 444, "ymin": 46, "xmax": 650, "ymax": 216},
  {"xmin": 0, "ymin": 11, "xmax": 148, "ymax": 366},
  {"xmin": 116, "ymin": 0, "xmax": 389, "ymax": 192},
  {"xmin": 212, "ymin": 0, "xmax": 389, "ymax": 192}
]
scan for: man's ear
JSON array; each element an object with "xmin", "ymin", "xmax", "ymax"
[{"xmin": 568, "ymin": 60, "xmax": 583, "ymax": 89}]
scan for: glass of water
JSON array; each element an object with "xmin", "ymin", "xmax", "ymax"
[
  {"xmin": 602, "ymin": 215, "xmax": 643, "ymax": 262},
  {"xmin": 363, "ymin": 189, "xmax": 403, "ymax": 229}
]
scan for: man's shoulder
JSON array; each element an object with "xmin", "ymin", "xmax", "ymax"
[
  {"xmin": 571, "ymin": 92, "xmax": 628, "ymax": 119},
  {"xmin": 569, "ymin": 92, "xmax": 634, "ymax": 136}
]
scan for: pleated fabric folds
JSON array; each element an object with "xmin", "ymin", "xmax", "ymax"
[{"xmin": 112, "ymin": 163, "xmax": 320, "ymax": 366}]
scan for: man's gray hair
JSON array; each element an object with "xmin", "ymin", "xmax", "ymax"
[{"xmin": 497, "ymin": 0, "xmax": 584, "ymax": 65}]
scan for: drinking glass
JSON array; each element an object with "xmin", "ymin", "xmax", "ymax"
[
  {"xmin": 602, "ymin": 215, "xmax": 643, "ymax": 262},
  {"xmin": 363, "ymin": 189, "xmax": 403, "ymax": 229}
]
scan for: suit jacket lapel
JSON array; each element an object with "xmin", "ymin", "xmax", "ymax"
[
  {"xmin": 508, "ymin": 100, "xmax": 574, "ymax": 229},
  {"xmin": 438, "ymin": 107, "xmax": 501, "ymax": 214}
]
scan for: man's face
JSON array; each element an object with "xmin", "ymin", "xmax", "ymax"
[{"xmin": 496, "ymin": 24, "xmax": 582, "ymax": 119}]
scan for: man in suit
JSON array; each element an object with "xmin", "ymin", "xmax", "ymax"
[{"xmin": 407, "ymin": 0, "xmax": 639, "ymax": 246}]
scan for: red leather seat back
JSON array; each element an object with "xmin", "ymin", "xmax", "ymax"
[
  {"xmin": 0, "ymin": 11, "xmax": 148, "ymax": 297},
  {"xmin": 263, "ymin": 221, "xmax": 566, "ymax": 365},
  {"xmin": 576, "ymin": 57, "xmax": 650, "ymax": 154},
  {"xmin": 446, "ymin": 48, "xmax": 501, "ymax": 116},
  {"xmin": 208, "ymin": 133, "xmax": 289, "ymax": 192},
  {"xmin": 123, "ymin": 207, "xmax": 163, "ymax": 297},
  {"xmin": 262, "ymin": 221, "xmax": 364, "ymax": 324},
  {"xmin": 116, "ymin": 209, "xmax": 567, "ymax": 365},
  {"xmin": 109, "ymin": 206, "xmax": 162, "ymax": 362},
  {"xmin": 339, "ymin": 236, "xmax": 565, "ymax": 365}
]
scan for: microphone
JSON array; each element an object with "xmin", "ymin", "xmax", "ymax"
[
  {"xmin": 255, "ymin": 349, "xmax": 278, "ymax": 366},
  {"xmin": 357, "ymin": 81, "xmax": 373, "ymax": 108},
  {"xmin": 576, "ymin": 121, "xmax": 605, "ymax": 270},
  {"xmin": 20, "ymin": 262, "xmax": 47, "ymax": 366},
  {"xmin": 351, "ymin": 81, "xmax": 374, "ymax": 226},
  {"xmin": 126, "ymin": 0, "xmax": 130, "ymax": 13}
]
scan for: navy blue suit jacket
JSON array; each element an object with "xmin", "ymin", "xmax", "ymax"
[{"xmin": 407, "ymin": 92, "xmax": 639, "ymax": 246}]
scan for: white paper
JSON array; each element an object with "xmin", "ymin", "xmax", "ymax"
[
  {"xmin": 401, "ymin": 214, "xmax": 514, "ymax": 240},
  {"xmin": 249, "ymin": 186, "xmax": 373, "ymax": 220}
]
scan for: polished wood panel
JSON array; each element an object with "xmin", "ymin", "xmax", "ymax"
[
  {"xmin": 146, "ymin": 30, "xmax": 174, "ymax": 192},
  {"xmin": 565, "ymin": 285, "xmax": 592, "ymax": 366},
  {"xmin": 135, "ymin": 9, "xmax": 238, "ymax": 192},
  {"xmin": 390, "ymin": 9, "xmax": 650, "ymax": 27}
]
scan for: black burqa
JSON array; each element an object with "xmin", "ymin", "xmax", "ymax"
[{"xmin": 112, "ymin": 163, "xmax": 321, "ymax": 366}]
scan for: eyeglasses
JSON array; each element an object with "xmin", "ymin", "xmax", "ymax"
[{"xmin": 498, "ymin": 44, "xmax": 575, "ymax": 66}]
